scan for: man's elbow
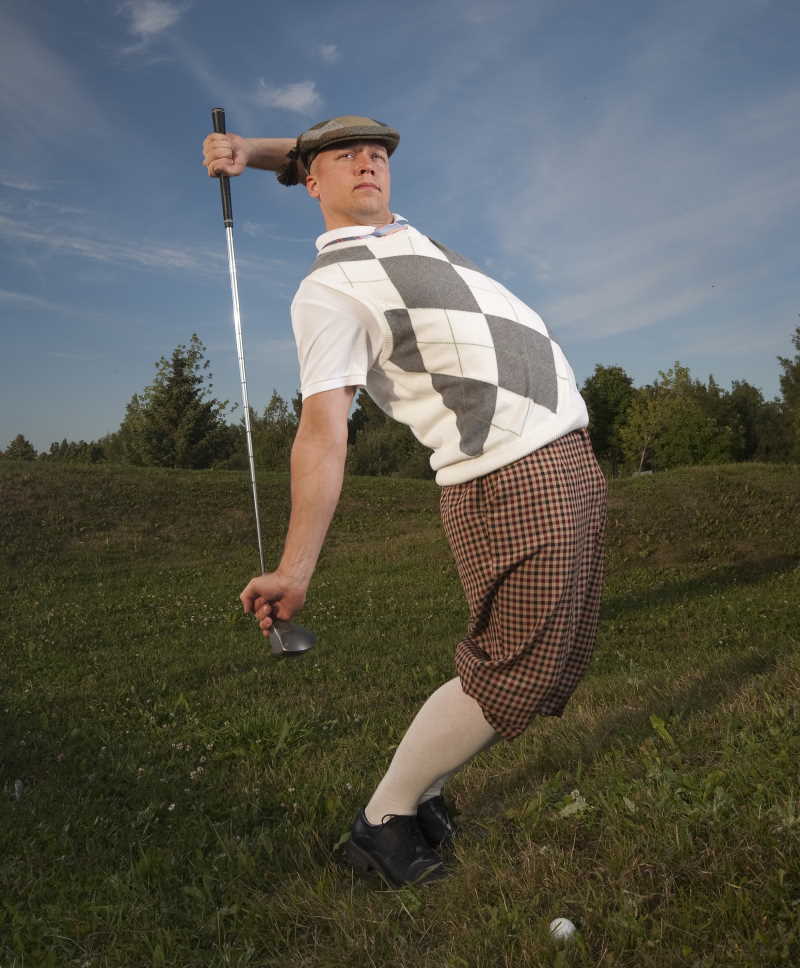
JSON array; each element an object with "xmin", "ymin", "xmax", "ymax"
[{"xmin": 292, "ymin": 422, "xmax": 349, "ymax": 458}]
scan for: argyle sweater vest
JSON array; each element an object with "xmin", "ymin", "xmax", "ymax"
[{"xmin": 300, "ymin": 224, "xmax": 588, "ymax": 485}]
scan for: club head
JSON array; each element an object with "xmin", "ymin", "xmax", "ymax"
[{"xmin": 269, "ymin": 619, "xmax": 316, "ymax": 658}]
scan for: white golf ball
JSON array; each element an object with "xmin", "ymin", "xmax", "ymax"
[{"xmin": 549, "ymin": 917, "xmax": 577, "ymax": 940}]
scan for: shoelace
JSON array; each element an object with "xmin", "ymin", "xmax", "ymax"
[{"xmin": 378, "ymin": 813, "xmax": 432, "ymax": 853}]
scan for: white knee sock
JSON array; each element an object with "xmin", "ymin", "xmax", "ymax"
[{"xmin": 364, "ymin": 677, "xmax": 500, "ymax": 825}]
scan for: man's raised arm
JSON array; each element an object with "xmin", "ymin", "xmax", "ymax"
[{"xmin": 202, "ymin": 133, "xmax": 306, "ymax": 180}]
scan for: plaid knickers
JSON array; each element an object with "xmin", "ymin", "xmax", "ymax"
[{"xmin": 440, "ymin": 428, "xmax": 608, "ymax": 740}]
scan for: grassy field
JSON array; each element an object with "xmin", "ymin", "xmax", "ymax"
[{"xmin": 1, "ymin": 459, "xmax": 799, "ymax": 968}]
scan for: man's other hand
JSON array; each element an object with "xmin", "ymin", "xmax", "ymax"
[{"xmin": 202, "ymin": 132, "xmax": 250, "ymax": 177}]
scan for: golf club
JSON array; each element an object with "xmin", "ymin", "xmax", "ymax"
[{"xmin": 211, "ymin": 106, "xmax": 316, "ymax": 658}]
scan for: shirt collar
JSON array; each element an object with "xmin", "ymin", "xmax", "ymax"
[{"xmin": 315, "ymin": 213, "xmax": 407, "ymax": 252}]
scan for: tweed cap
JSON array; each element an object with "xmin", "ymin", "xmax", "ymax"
[{"xmin": 276, "ymin": 115, "xmax": 400, "ymax": 186}]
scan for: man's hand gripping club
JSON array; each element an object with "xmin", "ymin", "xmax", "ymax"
[
  {"xmin": 240, "ymin": 571, "xmax": 307, "ymax": 638},
  {"xmin": 202, "ymin": 132, "xmax": 305, "ymax": 179}
]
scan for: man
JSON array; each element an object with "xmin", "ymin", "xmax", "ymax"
[{"xmin": 202, "ymin": 116, "xmax": 607, "ymax": 888}]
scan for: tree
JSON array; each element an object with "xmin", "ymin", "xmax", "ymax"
[
  {"xmin": 722, "ymin": 380, "xmax": 767, "ymax": 462},
  {"xmin": 580, "ymin": 365, "xmax": 635, "ymax": 475},
  {"xmin": 752, "ymin": 399, "xmax": 793, "ymax": 462},
  {"xmin": 252, "ymin": 390, "xmax": 298, "ymax": 471},
  {"xmin": 777, "ymin": 325, "xmax": 800, "ymax": 461},
  {"xmin": 117, "ymin": 335, "xmax": 235, "ymax": 468},
  {"xmin": 777, "ymin": 325, "xmax": 800, "ymax": 412},
  {"xmin": 45, "ymin": 437, "xmax": 107, "ymax": 463},
  {"xmin": 617, "ymin": 363, "xmax": 734, "ymax": 472},
  {"xmin": 3, "ymin": 434, "xmax": 37, "ymax": 460},
  {"xmin": 347, "ymin": 390, "xmax": 433, "ymax": 478},
  {"xmin": 95, "ymin": 431, "xmax": 127, "ymax": 464},
  {"xmin": 347, "ymin": 390, "xmax": 388, "ymax": 443},
  {"xmin": 117, "ymin": 392, "xmax": 149, "ymax": 465}
]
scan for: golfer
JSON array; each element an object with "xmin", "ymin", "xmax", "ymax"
[{"xmin": 202, "ymin": 117, "xmax": 607, "ymax": 888}]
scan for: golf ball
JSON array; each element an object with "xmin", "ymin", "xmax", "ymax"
[{"xmin": 549, "ymin": 917, "xmax": 577, "ymax": 940}]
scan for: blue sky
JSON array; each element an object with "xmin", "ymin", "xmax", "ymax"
[{"xmin": 1, "ymin": 0, "xmax": 798, "ymax": 453}]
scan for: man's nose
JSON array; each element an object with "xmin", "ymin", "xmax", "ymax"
[{"xmin": 355, "ymin": 151, "xmax": 375, "ymax": 170}]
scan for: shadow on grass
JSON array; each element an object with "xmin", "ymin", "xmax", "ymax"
[
  {"xmin": 477, "ymin": 644, "xmax": 791, "ymax": 812},
  {"xmin": 602, "ymin": 554, "xmax": 800, "ymax": 620}
]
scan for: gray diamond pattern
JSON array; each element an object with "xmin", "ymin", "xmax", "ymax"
[
  {"xmin": 380, "ymin": 255, "xmax": 482, "ymax": 312},
  {"xmin": 385, "ymin": 309, "xmax": 427, "ymax": 372},
  {"xmin": 431, "ymin": 374, "xmax": 497, "ymax": 456},
  {"xmin": 310, "ymin": 236, "xmax": 560, "ymax": 457},
  {"xmin": 485, "ymin": 315, "xmax": 558, "ymax": 413}
]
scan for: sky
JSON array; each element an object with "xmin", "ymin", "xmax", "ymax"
[{"xmin": 1, "ymin": 0, "xmax": 799, "ymax": 453}]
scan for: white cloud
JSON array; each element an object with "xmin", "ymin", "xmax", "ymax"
[
  {"xmin": 319, "ymin": 44, "xmax": 340, "ymax": 64},
  {"xmin": 0, "ymin": 214, "xmax": 289, "ymax": 279},
  {"xmin": 0, "ymin": 214, "xmax": 210, "ymax": 272},
  {"xmin": 0, "ymin": 288, "xmax": 67, "ymax": 312},
  {"xmin": 0, "ymin": 173, "xmax": 44, "ymax": 191},
  {"xmin": 255, "ymin": 80, "xmax": 322, "ymax": 115},
  {"xmin": 121, "ymin": 0, "xmax": 184, "ymax": 40},
  {"xmin": 0, "ymin": 288, "xmax": 126, "ymax": 325}
]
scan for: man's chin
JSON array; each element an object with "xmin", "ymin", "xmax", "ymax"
[{"xmin": 351, "ymin": 202, "xmax": 392, "ymax": 225}]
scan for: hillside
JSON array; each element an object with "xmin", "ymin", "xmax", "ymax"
[{"xmin": 1, "ymin": 460, "xmax": 799, "ymax": 967}]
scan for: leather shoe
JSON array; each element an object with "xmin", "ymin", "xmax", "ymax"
[
  {"xmin": 341, "ymin": 810, "xmax": 446, "ymax": 887},
  {"xmin": 417, "ymin": 795, "xmax": 456, "ymax": 849}
]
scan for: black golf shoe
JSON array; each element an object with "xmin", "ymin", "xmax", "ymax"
[
  {"xmin": 416, "ymin": 795, "xmax": 456, "ymax": 849},
  {"xmin": 341, "ymin": 810, "xmax": 446, "ymax": 888}
]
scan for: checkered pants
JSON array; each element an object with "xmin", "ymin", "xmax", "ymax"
[{"xmin": 440, "ymin": 429, "xmax": 607, "ymax": 740}]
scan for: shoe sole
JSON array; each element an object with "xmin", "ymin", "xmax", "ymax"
[{"xmin": 341, "ymin": 839, "xmax": 446, "ymax": 889}]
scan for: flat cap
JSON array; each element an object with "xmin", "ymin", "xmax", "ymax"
[{"xmin": 276, "ymin": 115, "xmax": 400, "ymax": 186}]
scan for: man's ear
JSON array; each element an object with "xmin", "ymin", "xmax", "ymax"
[{"xmin": 305, "ymin": 173, "xmax": 320, "ymax": 200}]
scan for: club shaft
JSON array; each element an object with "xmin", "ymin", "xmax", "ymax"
[{"xmin": 223, "ymin": 224, "xmax": 265, "ymax": 574}]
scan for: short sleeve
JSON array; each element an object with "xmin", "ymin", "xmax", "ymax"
[{"xmin": 290, "ymin": 278, "xmax": 385, "ymax": 399}]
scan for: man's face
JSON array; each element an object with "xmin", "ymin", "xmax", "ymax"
[{"xmin": 305, "ymin": 140, "xmax": 392, "ymax": 230}]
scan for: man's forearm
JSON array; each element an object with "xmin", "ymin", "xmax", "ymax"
[
  {"xmin": 277, "ymin": 420, "xmax": 348, "ymax": 587},
  {"xmin": 244, "ymin": 137, "xmax": 306, "ymax": 177}
]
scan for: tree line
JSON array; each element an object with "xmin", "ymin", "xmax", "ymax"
[{"xmin": 4, "ymin": 328, "xmax": 800, "ymax": 476}]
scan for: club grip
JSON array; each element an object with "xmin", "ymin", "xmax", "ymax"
[
  {"xmin": 211, "ymin": 107, "xmax": 233, "ymax": 227},
  {"xmin": 211, "ymin": 107, "xmax": 226, "ymax": 134}
]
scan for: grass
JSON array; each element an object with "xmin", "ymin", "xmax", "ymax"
[{"xmin": 1, "ymin": 459, "xmax": 799, "ymax": 967}]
